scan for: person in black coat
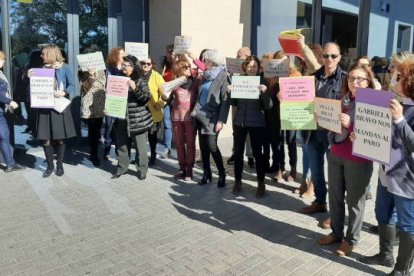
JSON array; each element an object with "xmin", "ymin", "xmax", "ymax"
[{"xmin": 111, "ymin": 55, "xmax": 153, "ymax": 180}]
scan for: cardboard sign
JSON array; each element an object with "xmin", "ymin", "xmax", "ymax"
[
  {"xmin": 279, "ymin": 76, "xmax": 315, "ymax": 102},
  {"xmin": 262, "ymin": 58, "xmax": 290, "ymax": 78},
  {"xmin": 30, "ymin": 69, "xmax": 55, "ymax": 108},
  {"xmin": 225, "ymin": 58, "xmax": 244, "ymax": 75},
  {"xmin": 174, "ymin": 36, "xmax": 192, "ymax": 54},
  {"xmin": 104, "ymin": 75, "xmax": 130, "ymax": 119},
  {"xmin": 76, "ymin": 51, "xmax": 106, "ymax": 72},
  {"xmin": 315, "ymin": 97, "xmax": 342, "ymax": 133},
  {"xmin": 124, "ymin": 42, "xmax": 149, "ymax": 61},
  {"xmin": 161, "ymin": 76, "xmax": 188, "ymax": 98},
  {"xmin": 352, "ymin": 88, "xmax": 393, "ymax": 165},
  {"xmin": 280, "ymin": 101, "xmax": 316, "ymax": 130},
  {"xmin": 278, "ymin": 29, "xmax": 305, "ymax": 60},
  {"xmin": 231, "ymin": 76, "xmax": 260, "ymax": 99}
]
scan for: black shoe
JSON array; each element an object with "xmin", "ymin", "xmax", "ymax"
[
  {"xmin": 55, "ymin": 164, "xmax": 64, "ymax": 177},
  {"xmin": 227, "ymin": 154, "xmax": 235, "ymax": 165},
  {"xmin": 247, "ymin": 157, "xmax": 255, "ymax": 168},
  {"xmin": 370, "ymin": 225, "xmax": 379, "ymax": 234},
  {"xmin": 111, "ymin": 173, "xmax": 122, "ymax": 179},
  {"xmin": 217, "ymin": 173, "xmax": 226, "ymax": 188},
  {"xmin": 43, "ymin": 166, "xmax": 54, "ymax": 178},
  {"xmin": 233, "ymin": 180, "xmax": 242, "ymax": 194},
  {"xmin": 90, "ymin": 156, "xmax": 100, "ymax": 167},
  {"xmin": 256, "ymin": 181, "xmax": 266, "ymax": 198},
  {"xmin": 5, "ymin": 164, "xmax": 25, "ymax": 173},
  {"xmin": 198, "ymin": 172, "xmax": 212, "ymax": 185},
  {"xmin": 148, "ymin": 155, "xmax": 156, "ymax": 167},
  {"xmin": 359, "ymin": 253, "xmax": 395, "ymax": 267},
  {"xmin": 138, "ymin": 173, "xmax": 146, "ymax": 180}
]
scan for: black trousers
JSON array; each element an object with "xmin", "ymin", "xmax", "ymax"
[
  {"xmin": 279, "ymin": 130, "xmax": 297, "ymax": 170},
  {"xmin": 86, "ymin": 118, "xmax": 103, "ymax": 158},
  {"xmin": 197, "ymin": 122, "xmax": 225, "ymax": 175},
  {"xmin": 234, "ymin": 125, "xmax": 267, "ymax": 182},
  {"xmin": 263, "ymin": 127, "xmax": 282, "ymax": 171}
]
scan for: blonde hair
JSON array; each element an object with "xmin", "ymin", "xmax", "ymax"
[
  {"xmin": 41, "ymin": 45, "xmax": 65, "ymax": 64},
  {"xmin": 391, "ymin": 51, "xmax": 414, "ymax": 66},
  {"xmin": 0, "ymin": 51, "xmax": 5, "ymax": 60}
]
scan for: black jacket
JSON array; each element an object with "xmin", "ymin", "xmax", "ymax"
[{"xmin": 126, "ymin": 78, "xmax": 153, "ymax": 136}]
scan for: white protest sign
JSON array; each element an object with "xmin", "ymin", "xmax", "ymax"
[
  {"xmin": 174, "ymin": 36, "xmax": 192, "ymax": 54},
  {"xmin": 262, "ymin": 58, "xmax": 290, "ymax": 78},
  {"xmin": 231, "ymin": 76, "xmax": 260, "ymax": 99},
  {"xmin": 352, "ymin": 88, "xmax": 393, "ymax": 165},
  {"xmin": 315, "ymin": 97, "xmax": 342, "ymax": 133},
  {"xmin": 124, "ymin": 42, "xmax": 149, "ymax": 61},
  {"xmin": 30, "ymin": 68, "xmax": 55, "ymax": 108},
  {"xmin": 53, "ymin": 97, "xmax": 71, "ymax": 113},
  {"xmin": 76, "ymin": 52, "xmax": 106, "ymax": 71},
  {"xmin": 225, "ymin": 58, "xmax": 244, "ymax": 75},
  {"xmin": 161, "ymin": 76, "xmax": 187, "ymax": 98}
]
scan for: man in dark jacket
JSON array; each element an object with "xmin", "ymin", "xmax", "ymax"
[{"xmin": 300, "ymin": 42, "xmax": 347, "ymax": 214}]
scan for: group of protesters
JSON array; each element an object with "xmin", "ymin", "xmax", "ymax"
[{"xmin": 1, "ymin": 35, "xmax": 414, "ymax": 275}]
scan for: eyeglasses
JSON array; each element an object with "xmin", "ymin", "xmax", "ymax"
[
  {"xmin": 121, "ymin": 63, "xmax": 132, "ymax": 68},
  {"xmin": 140, "ymin": 62, "xmax": 152, "ymax": 66},
  {"xmin": 181, "ymin": 65, "xmax": 191, "ymax": 70},
  {"xmin": 348, "ymin": 76, "xmax": 369, "ymax": 83},
  {"xmin": 322, "ymin": 54, "xmax": 339, "ymax": 59}
]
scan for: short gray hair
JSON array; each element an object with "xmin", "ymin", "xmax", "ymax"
[{"xmin": 203, "ymin": 49, "xmax": 224, "ymax": 66}]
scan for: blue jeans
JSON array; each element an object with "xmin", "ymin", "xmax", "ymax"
[
  {"xmin": 103, "ymin": 116, "xmax": 113, "ymax": 148},
  {"xmin": 375, "ymin": 180, "xmax": 400, "ymax": 226},
  {"xmin": 0, "ymin": 114, "xmax": 15, "ymax": 166},
  {"xmin": 308, "ymin": 131, "xmax": 330, "ymax": 205},
  {"xmin": 163, "ymin": 105, "xmax": 172, "ymax": 150}
]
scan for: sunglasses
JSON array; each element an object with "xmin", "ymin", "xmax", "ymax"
[
  {"xmin": 121, "ymin": 63, "xmax": 132, "ymax": 68},
  {"xmin": 322, "ymin": 54, "xmax": 339, "ymax": 59},
  {"xmin": 348, "ymin": 76, "xmax": 369, "ymax": 83},
  {"xmin": 181, "ymin": 65, "xmax": 191, "ymax": 70},
  {"xmin": 140, "ymin": 62, "xmax": 152, "ymax": 66},
  {"xmin": 396, "ymin": 74, "xmax": 401, "ymax": 82}
]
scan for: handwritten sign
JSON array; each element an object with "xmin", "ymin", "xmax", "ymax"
[
  {"xmin": 76, "ymin": 52, "xmax": 106, "ymax": 72},
  {"xmin": 278, "ymin": 29, "xmax": 305, "ymax": 60},
  {"xmin": 174, "ymin": 36, "xmax": 192, "ymax": 54},
  {"xmin": 279, "ymin": 76, "xmax": 315, "ymax": 101},
  {"xmin": 352, "ymin": 88, "xmax": 393, "ymax": 165},
  {"xmin": 262, "ymin": 58, "xmax": 290, "ymax": 78},
  {"xmin": 124, "ymin": 42, "xmax": 149, "ymax": 61},
  {"xmin": 161, "ymin": 76, "xmax": 187, "ymax": 98},
  {"xmin": 231, "ymin": 76, "xmax": 260, "ymax": 99},
  {"xmin": 30, "ymin": 68, "xmax": 55, "ymax": 108},
  {"xmin": 225, "ymin": 58, "xmax": 244, "ymax": 75},
  {"xmin": 315, "ymin": 97, "xmax": 342, "ymax": 133},
  {"xmin": 281, "ymin": 102, "xmax": 316, "ymax": 130},
  {"xmin": 104, "ymin": 75, "xmax": 130, "ymax": 119}
]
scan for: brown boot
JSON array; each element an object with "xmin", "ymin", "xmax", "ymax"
[
  {"xmin": 294, "ymin": 178, "xmax": 308, "ymax": 194},
  {"xmin": 287, "ymin": 167, "xmax": 297, "ymax": 182},
  {"xmin": 301, "ymin": 179, "xmax": 315, "ymax": 199}
]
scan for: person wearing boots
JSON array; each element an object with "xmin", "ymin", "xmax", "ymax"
[
  {"xmin": 31, "ymin": 45, "xmax": 76, "ymax": 177},
  {"xmin": 111, "ymin": 55, "xmax": 153, "ymax": 180},
  {"xmin": 193, "ymin": 49, "xmax": 229, "ymax": 188},
  {"xmin": 164, "ymin": 58, "xmax": 199, "ymax": 181},
  {"xmin": 230, "ymin": 55, "xmax": 272, "ymax": 197},
  {"xmin": 0, "ymin": 51, "xmax": 25, "ymax": 173},
  {"xmin": 359, "ymin": 61, "xmax": 414, "ymax": 275}
]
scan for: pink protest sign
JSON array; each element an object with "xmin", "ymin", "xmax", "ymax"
[
  {"xmin": 106, "ymin": 75, "xmax": 130, "ymax": 97},
  {"xmin": 279, "ymin": 76, "xmax": 315, "ymax": 102}
]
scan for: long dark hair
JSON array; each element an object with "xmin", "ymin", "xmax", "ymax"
[{"xmin": 123, "ymin": 55, "xmax": 142, "ymax": 81}]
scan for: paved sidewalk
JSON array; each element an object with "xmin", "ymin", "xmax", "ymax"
[{"xmin": 0, "ymin": 135, "xmax": 391, "ymax": 275}]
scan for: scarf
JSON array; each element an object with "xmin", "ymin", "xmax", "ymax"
[{"xmin": 204, "ymin": 65, "xmax": 223, "ymax": 81}]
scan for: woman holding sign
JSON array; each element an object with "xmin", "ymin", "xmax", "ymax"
[
  {"xmin": 359, "ymin": 61, "xmax": 414, "ymax": 275},
  {"xmin": 0, "ymin": 50, "xmax": 25, "ymax": 172},
  {"xmin": 111, "ymin": 55, "xmax": 153, "ymax": 180},
  {"xmin": 166, "ymin": 58, "xmax": 199, "ymax": 181},
  {"xmin": 32, "ymin": 45, "xmax": 76, "ymax": 178},
  {"xmin": 317, "ymin": 65, "xmax": 376, "ymax": 256},
  {"xmin": 230, "ymin": 55, "xmax": 272, "ymax": 197},
  {"xmin": 193, "ymin": 49, "xmax": 229, "ymax": 188}
]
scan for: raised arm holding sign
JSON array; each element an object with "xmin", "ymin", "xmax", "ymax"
[
  {"xmin": 278, "ymin": 29, "xmax": 305, "ymax": 60},
  {"xmin": 124, "ymin": 42, "xmax": 149, "ymax": 61},
  {"xmin": 225, "ymin": 58, "xmax": 244, "ymax": 75},
  {"xmin": 174, "ymin": 36, "xmax": 192, "ymax": 55},
  {"xmin": 161, "ymin": 76, "xmax": 188, "ymax": 99}
]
